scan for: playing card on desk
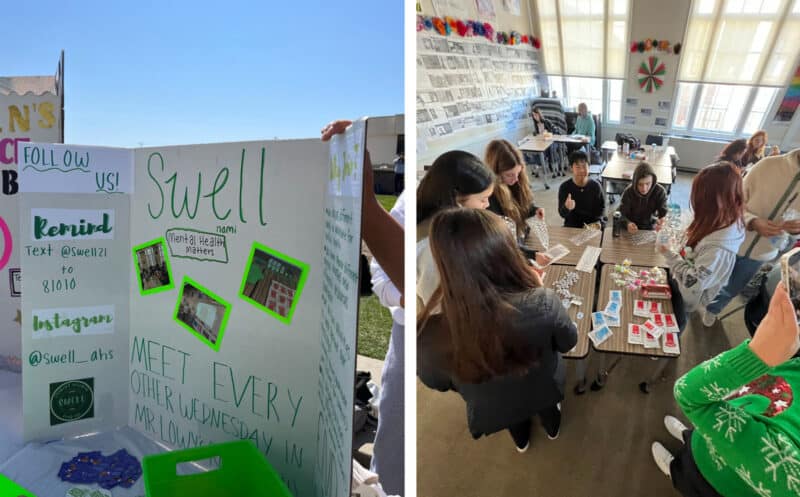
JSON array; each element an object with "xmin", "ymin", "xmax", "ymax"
[
  {"xmin": 604, "ymin": 312, "xmax": 621, "ymax": 327},
  {"xmin": 591, "ymin": 312, "xmax": 607, "ymax": 329},
  {"xmin": 627, "ymin": 323, "xmax": 643, "ymax": 345},
  {"xmin": 643, "ymin": 330, "xmax": 660, "ymax": 348},
  {"xmin": 651, "ymin": 313, "xmax": 666, "ymax": 329},
  {"xmin": 664, "ymin": 313, "xmax": 680, "ymax": 334},
  {"xmin": 633, "ymin": 299, "xmax": 656, "ymax": 318},
  {"xmin": 642, "ymin": 319, "xmax": 665, "ymax": 340},
  {"xmin": 662, "ymin": 332, "xmax": 680, "ymax": 355},
  {"xmin": 588, "ymin": 325, "xmax": 613, "ymax": 346},
  {"xmin": 604, "ymin": 300, "xmax": 621, "ymax": 318}
]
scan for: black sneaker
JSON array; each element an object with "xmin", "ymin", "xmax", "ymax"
[{"xmin": 544, "ymin": 404, "xmax": 562, "ymax": 440}]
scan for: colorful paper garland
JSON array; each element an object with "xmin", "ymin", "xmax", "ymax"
[
  {"xmin": 630, "ymin": 39, "xmax": 682, "ymax": 54},
  {"xmin": 416, "ymin": 14, "xmax": 540, "ymax": 48},
  {"xmin": 638, "ymin": 56, "xmax": 666, "ymax": 93}
]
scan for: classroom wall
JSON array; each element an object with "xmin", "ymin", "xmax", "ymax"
[
  {"xmin": 416, "ymin": 0, "xmax": 538, "ymax": 174},
  {"xmin": 597, "ymin": 0, "xmax": 800, "ymax": 170}
]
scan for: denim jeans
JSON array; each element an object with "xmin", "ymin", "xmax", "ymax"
[{"xmin": 705, "ymin": 255, "xmax": 766, "ymax": 315}]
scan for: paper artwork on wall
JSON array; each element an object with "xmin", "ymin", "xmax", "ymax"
[
  {"xmin": 476, "ymin": 0, "xmax": 496, "ymax": 18},
  {"xmin": 637, "ymin": 56, "xmax": 666, "ymax": 93},
  {"xmin": 774, "ymin": 65, "xmax": 800, "ymax": 123}
]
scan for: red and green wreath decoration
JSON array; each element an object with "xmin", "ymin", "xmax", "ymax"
[{"xmin": 638, "ymin": 56, "xmax": 666, "ymax": 93}]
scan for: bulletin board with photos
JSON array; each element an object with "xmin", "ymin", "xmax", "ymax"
[{"xmin": 416, "ymin": 30, "xmax": 542, "ymax": 149}]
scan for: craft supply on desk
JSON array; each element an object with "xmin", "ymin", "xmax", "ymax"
[
  {"xmin": 570, "ymin": 225, "xmax": 602, "ymax": 246},
  {"xmin": 576, "ymin": 246, "xmax": 602, "ymax": 273},
  {"xmin": 59, "ymin": 449, "xmax": 142, "ymax": 490},
  {"xmin": 526, "ymin": 216, "xmax": 549, "ymax": 250}
]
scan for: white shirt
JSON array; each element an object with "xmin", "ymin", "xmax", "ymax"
[{"xmin": 369, "ymin": 191, "xmax": 405, "ymax": 325}]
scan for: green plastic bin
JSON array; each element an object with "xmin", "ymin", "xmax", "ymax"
[{"xmin": 142, "ymin": 440, "xmax": 292, "ymax": 497}]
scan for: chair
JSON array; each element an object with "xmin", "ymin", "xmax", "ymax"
[
  {"xmin": 530, "ymin": 98, "xmax": 568, "ymax": 176},
  {"xmin": 645, "ymin": 134, "xmax": 664, "ymax": 146}
]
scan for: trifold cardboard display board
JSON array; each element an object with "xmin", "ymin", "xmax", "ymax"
[{"xmin": 18, "ymin": 119, "xmax": 366, "ymax": 497}]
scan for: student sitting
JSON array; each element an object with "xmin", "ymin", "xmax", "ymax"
[
  {"xmin": 651, "ymin": 281, "xmax": 800, "ymax": 497},
  {"xmin": 558, "ymin": 150, "xmax": 605, "ymax": 228},
  {"xmin": 658, "ymin": 162, "xmax": 745, "ymax": 329},
  {"xmin": 417, "ymin": 208, "xmax": 577, "ymax": 452},
  {"xmin": 417, "ymin": 150, "xmax": 495, "ymax": 307},
  {"xmin": 619, "ymin": 161, "xmax": 668, "ymax": 232},
  {"xmin": 529, "ymin": 106, "xmax": 562, "ymax": 177},
  {"xmin": 574, "ymin": 103, "xmax": 596, "ymax": 147}
]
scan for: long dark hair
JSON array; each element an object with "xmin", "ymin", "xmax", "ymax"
[
  {"xmin": 418, "ymin": 208, "xmax": 542, "ymax": 383},
  {"xmin": 417, "ymin": 151, "xmax": 494, "ymax": 224},
  {"xmin": 719, "ymin": 139, "xmax": 747, "ymax": 166},
  {"xmin": 686, "ymin": 162, "xmax": 744, "ymax": 249},
  {"xmin": 484, "ymin": 139, "xmax": 534, "ymax": 232}
]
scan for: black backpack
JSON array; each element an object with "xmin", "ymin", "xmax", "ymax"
[{"xmin": 615, "ymin": 133, "xmax": 641, "ymax": 150}]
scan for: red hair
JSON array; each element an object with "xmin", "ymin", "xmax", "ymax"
[{"xmin": 686, "ymin": 162, "xmax": 744, "ymax": 249}]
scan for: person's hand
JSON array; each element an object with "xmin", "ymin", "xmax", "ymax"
[
  {"xmin": 321, "ymin": 120, "xmax": 353, "ymax": 141},
  {"xmin": 320, "ymin": 119, "xmax": 375, "ymax": 204},
  {"xmin": 782, "ymin": 219, "xmax": 800, "ymax": 235},
  {"xmin": 535, "ymin": 252, "xmax": 551, "ymax": 267},
  {"xmin": 530, "ymin": 266, "xmax": 544, "ymax": 286},
  {"xmin": 656, "ymin": 243, "xmax": 670, "ymax": 254},
  {"xmin": 535, "ymin": 207, "xmax": 545, "ymax": 219},
  {"xmin": 627, "ymin": 222, "xmax": 638, "ymax": 234},
  {"xmin": 565, "ymin": 194, "xmax": 575, "ymax": 211},
  {"xmin": 771, "ymin": 145, "xmax": 780, "ymax": 156},
  {"xmin": 750, "ymin": 218, "xmax": 784, "ymax": 237},
  {"xmin": 656, "ymin": 217, "xmax": 666, "ymax": 230},
  {"xmin": 749, "ymin": 282, "xmax": 800, "ymax": 367}
]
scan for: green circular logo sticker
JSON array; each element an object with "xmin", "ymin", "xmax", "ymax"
[{"xmin": 49, "ymin": 378, "xmax": 94, "ymax": 425}]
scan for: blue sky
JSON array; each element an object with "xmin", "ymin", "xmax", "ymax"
[{"xmin": 3, "ymin": 1, "xmax": 403, "ymax": 147}]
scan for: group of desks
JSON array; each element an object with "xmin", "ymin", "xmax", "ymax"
[
  {"xmin": 518, "ymin": 134, "xmax": 677, "ymax": 196},
  {"xmin": 524, "ymin": 225, "xmax": 678, "ymax": 393}
]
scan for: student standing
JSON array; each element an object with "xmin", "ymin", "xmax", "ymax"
[
  {"xmin": 418, "ymin": 208, "xmax": 577, "ymax": 452},
  {"xmin": 652, "ymin": 281, "xmax": 800, "ymax": 497},
  {"xmin": 658, "ymin": 162, "xmax": 745, "ymax": 328},
  {"xmin": 558, "ymin": 151, "xmax": 605, "ymax": 228},
  {"xmin": 619, "ymin": 161, "xmax": 668, "ymax": 232},
  {"xmin": 742, "ymin": 130, "xmax": 780, "ymax": 168},
  {"xmin": 417, "ymin": 150, "xmax": 495, "ymax": 306},
  {"xmin": 704, "ymin": 150, "xmax": 800, "ymax": 327}
]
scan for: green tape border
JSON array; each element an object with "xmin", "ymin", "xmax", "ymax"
[
  {"xmin": 132, "ymin": 237, "xmax": 175, "ymax": 296},
  {"xmin": 238, "ymin": 242, "xmax": 310, "ymax": 326},
  {"xmin": 173, "ymin": 276, "xmax": 231, "ymax": 352}
]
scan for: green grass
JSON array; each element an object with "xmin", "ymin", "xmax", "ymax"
[{"xmin": 357, "ymin": 194, "xmax": 398, "ymax": 360}]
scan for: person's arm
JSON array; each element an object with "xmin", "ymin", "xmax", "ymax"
[
  {"xmin": 587, "ymin": 116, "xmax": 596, "ymax": 146},
  {"xmin": 546, "ymin": 290, "xmax": 578, "ymax": 353},
  {"xmin": 663, "ymin": 242, "xmax": 734, "ymax": 311},
  {"xmin": 741, "ymin": 168, "xmax": 785, "ymax": 237},
  {"xmin": 655, "ymin": 186, "xmax": 668, "ymax": 219},
  {"xmin": 557, "ymin": 182, "xmax": 570, "ymax": 220},
  {"xmin": 618, "ymin": 187, "xmax": 633, "ymax": 223},
  {"xmin": 322, "ymin": 120, "xmax": 404, "ymax": 298},
  {"xmin": 369, "ymin": 193, "xmax": 405, "ymax": 310},
  {"xmin": 674, "ymin": 284, "xmax": 800, "ymax": 491}
]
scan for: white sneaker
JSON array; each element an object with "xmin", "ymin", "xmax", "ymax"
[
  {"xmin": 664, "ymin": 415, "xmax": 688, "ymax": 443},
  {"xmin": 702, "ymin": 309, "xmax": 717, "ymax": 327},
  {"xmin": 651, "ymin": 442, "xmax": 674, "ymax": 477}
]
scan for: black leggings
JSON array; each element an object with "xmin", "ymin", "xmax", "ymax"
[
  {"xmin": 507, "ymin": 405, "xmax": 561, "ymax": 447},
  {"xmin": 668, "ymin": 276, "xmax": 688, "ymax": 332},
  {"xmin": 670, "ymin": 430, "xmax": 723, "ymax": 497}
]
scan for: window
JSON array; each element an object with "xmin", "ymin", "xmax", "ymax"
[
  {"xmin": 742, "ymin": 87, "xmax": 779, "ymax": 133},
  {"xmin": 535, "ymin": 0, "xmax": 630, "ymax": 122},
  {"xmin": 675, "ymin": 0, "xmax": 800, "ymax": 135},
  {"xmin": 672, "ymin": 83, "xmax": 699, "ymax": 129},
  {"xmin": 693, "ymin": 84, "xmax": 752, "ymax": 132},
  {"xmin": 536, "ymin": 0, "xmax": 630, "ymax": 78},
  {"xmin": 607, "ymin": 79, "xmax": 623, "ymax": 123},
  {"xmin": 564, "ymin": 77, "xmax": 603, "ymax": 113}
]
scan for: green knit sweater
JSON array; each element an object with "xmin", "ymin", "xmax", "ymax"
[{"xmin": 675, "ymin": 341, "xmax": 800, "ymax": 496}]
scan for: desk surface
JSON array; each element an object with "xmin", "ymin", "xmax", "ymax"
[
  {"xmin": 524, "ymin": 225, "xmax": 603, "ymax": 266},
  {"xmin": 602, "ymin": 159, "xmax": 673, "ymax": 185},
  {"xmin": 600, "ymin": 228, "xmax": 670, "ymax": 267},
  {"xmin": 518, "ymin": 136, "xmax": 552, "ymax": 152},
  {"xmin": 542, "ymin": 264, "xmax": 596, "ymax": 359},
  {"xmin": 594, "ymin": 264, "xmax": 680, "ymax": 358}
]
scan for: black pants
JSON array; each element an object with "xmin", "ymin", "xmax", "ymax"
[
  {"xmin": 670, "ymin": 430, "xmax": 723, "ymax": 497},
  {"xmin": 507, "ymin": 405, "xmax": 561, "ymax": 447},
  {"xmin": 668, "ymin": 276, "xmax": 688, "ymax": 332}
]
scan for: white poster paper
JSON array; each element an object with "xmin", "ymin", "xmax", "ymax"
[{"xmin": 19, "ymin": 143, "xmax": 133, "ymax": 195}]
